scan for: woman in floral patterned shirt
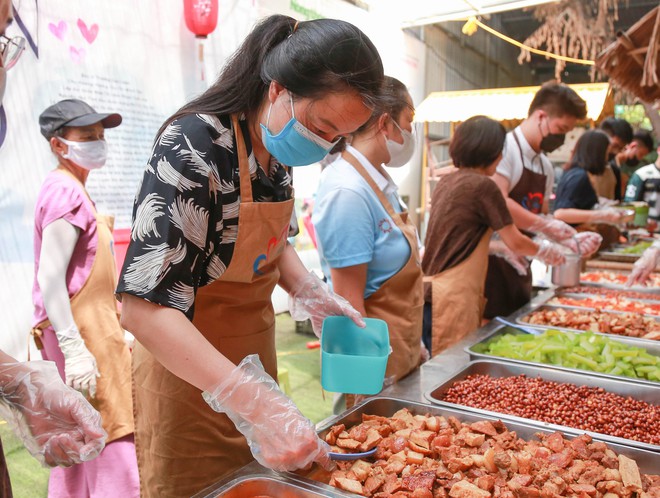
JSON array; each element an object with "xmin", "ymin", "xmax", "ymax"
[{"xmin": 116, "ymin": 14, "xmax": 384, "ymax": 497}]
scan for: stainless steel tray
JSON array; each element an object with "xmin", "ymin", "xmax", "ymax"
[
  {"xmin": 517, "ymin": 304, "xmax": 660, "ymax": 346},
  {"xmin": 556, "ymin": 291, "xmax": 660, "ymax": 307},
  {"xmin": 579, "ymin": 270, "xmax": 660, "ymax": 293},
  {"xmin": 544, "ymin": 296, "xmax": 660, "ymax": 317},
  {"xmin": 466, "ymin": 325, "xmax": 660, "ymax": 385},
  {"xmin": 424, "ymin": 360, "xmax": 660, "ymax": 453},
  {"xmin": 314, "ymin": 396, "xmax": 660, "ymax": 473},
  {"xmin": 598, "ymin": 251, "xmax": 641, "ymax": 262},
  {"xmin": 555, "ymin": 288, "xmax": 660, "ymax": 302},
  {"xmin": 193, "ymin": 462, "xmax": 357, "ymax": 498}
]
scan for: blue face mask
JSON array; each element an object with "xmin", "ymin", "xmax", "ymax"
[{"xmin": 260, "ymin": 93, "xmax": 339, "ymax": 167}]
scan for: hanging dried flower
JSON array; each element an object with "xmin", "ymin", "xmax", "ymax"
[{"xmin": 518, "ymin": 0, "xmax": 623, "ymax": 80}]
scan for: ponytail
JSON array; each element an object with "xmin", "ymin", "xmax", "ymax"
[{"xmin": 157, "ymin": 15, "xmax": 383, "ymax": 137}]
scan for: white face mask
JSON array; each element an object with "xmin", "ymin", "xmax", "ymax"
[
  {"xmin": 0, "ymin": 67, "xmax": 6, "ymax": 104},
  {"xmin": 57, "ymin": 137, "xmax": 108, "ymax": 170},
  {"xmin": 385, "ymin": 120, "xmax": 416, "ymax": 168}
]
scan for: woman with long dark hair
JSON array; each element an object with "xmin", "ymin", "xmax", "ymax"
[
  {"xmin": 553, "ymin": 130, "xmax": 629, "ymax": 226},
  {"xmin": 116, "ymin": 15, "xmax": 384, "ymax": 497}
]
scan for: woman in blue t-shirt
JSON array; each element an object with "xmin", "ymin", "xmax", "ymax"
[
  {"xmin": 553, "ymin": 130, "xmax": 628, "ymax": 227},
  {"xmin": 313, "ymin": 77, "xmax": 424, "ymax": 406}
]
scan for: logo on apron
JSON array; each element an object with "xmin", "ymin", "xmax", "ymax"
[
  {"xmin": 252, "ymin": 222, "xmax": 290, "ymax": 275},
  {"xmin": 522, "ymin": 192, "xmax": 544, "ymax": 214}
]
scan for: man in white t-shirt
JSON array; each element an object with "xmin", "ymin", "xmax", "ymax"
[{"xmin": 484, "ymin": 81, "xmax": 599, "ymax": 319}]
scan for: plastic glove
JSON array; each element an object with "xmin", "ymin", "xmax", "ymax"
[
  {"xmin": 202, "ymin": 354, "xmax": 333, "ymax": 472},
  {"xmin": 55, "ymin": 324, "xmax": 99, "ymax": 398},
  {"xmin": 289, "ymin": 272, "xmax": 365, "ymax": 338},
  {"xmin": 626, "ymin": 245, "xmax": 660, "ymax": 287},
  {"xmin": 596, "ymin": 196, "xmax": 619, "ymax": 208},
  {"xmin": 528, "ymin": 214, "xmax": 577, "ymax": 242},
  {"xmin": 591, "ymin": 208, "xmax": 627, "ymax": 225},
  {"xmin": 489, "ymin": 238, "xmax": 529, "ymax": 276},
  {"xmin": 533, "ymin": 239, "xmax": 567, "ymax": 266},
  {"xmin": 573, "ymin": 232, "xmax": 603, "ymax": 258},
  {"xmin": 0, "ymin": 360, "xmax": 106, "ymax": 467},
  {"xmin": 419, "ymin": 340, "xmax": 430, "ymax": 364}
]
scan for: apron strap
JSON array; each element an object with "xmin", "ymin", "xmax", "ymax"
[
  {"xmin": 29, "ymin": 318, "xmax": 51, "ymax": 354},
  {"xmin": 230, "ymin": 114, "xmax": 253, "ymax": 204},
  {"xmin": 53, "ymin": 168, "xmax": 98, "ymax": 215},
  {"xmin": 342, "ymin": 150, "xmax": 401, "ymax": 220},
  {"xmin": 512, "ymin": 128, "xmax": 544, "ymax": 177}
]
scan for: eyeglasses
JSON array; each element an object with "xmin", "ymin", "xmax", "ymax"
[{"xmin": 1, "ymin": 35, "xmax": 26, "ymax": 70}]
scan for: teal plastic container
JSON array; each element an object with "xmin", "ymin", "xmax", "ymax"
[{"xmin": 321, "ymin": 316, "xmax": 390, "ymax": 395}]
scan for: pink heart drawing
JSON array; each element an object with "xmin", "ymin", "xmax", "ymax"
[
  {"xmin": 77, "ymin": 19, "xmax": 99, "ymax": 44},
  {"xmin": 69, "ymin": 46, "xmax": 86, "ymax": 64},
  {"xmin": 48, "ymin": 20, "xmax": 67, "ymax": 40}
]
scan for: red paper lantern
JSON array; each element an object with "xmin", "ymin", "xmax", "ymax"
[{"xmin": 183, "ymin": 0, "xmax": 219, "ymax": 38}]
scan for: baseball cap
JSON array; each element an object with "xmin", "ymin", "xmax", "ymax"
[{"xmin": 39, "ymin": 99, "xmax": 122, "ymax": 139}]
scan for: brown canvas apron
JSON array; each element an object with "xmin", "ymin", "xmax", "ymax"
[
  {"xmin": 132, "ymin": 114, "xmax": 294, "ymax": 498},
  {"xmin": 589, "ymin": 165, "xmax": 617, "ymax": 200},
  {"xmin": 484, "ymin": 132, "xmax": 546, "ymax": 319},
  {"xmin": 0, "ymin": 439, "xmax": 12, "ymax": 498},
  {"xmin": 425, "ymin": 230, "xmax": 491, "ymax": 356},
  {"xmin": 31, "ymin": 172, "xmax": 134, "ymax": 443},
  {"xmin": 342, "ymin": 151, "xmax": 423, "ymax": 386}
]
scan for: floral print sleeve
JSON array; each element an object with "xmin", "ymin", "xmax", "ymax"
[{"xmin": 117, "ymin": 113, "xmax": 292, "ymax": 319}]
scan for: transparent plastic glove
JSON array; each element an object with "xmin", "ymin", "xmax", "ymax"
[
  {"xmin": 591, "ymin": 208, "xmax": 627, "ymax": 225},
  {"xmin": 288, "ymin": 272, "xmax": 365, "ymax": 338},
  {"xmin": 419, "ymin": 340, "xmax": 430, "ymax": 364},
  {"xmin": 489, "ymin": 238, "xmax": 528, "ymax": 276},
  {"xmin": 626, "ymin": 246, "xmax": 660, "ymax": 287},
  {"xmin": 55, "ymin": 324, "xmax": 99, "ymax": 398},
  {"xmin": 533, "ymin": 239, "xmax": 567, "ymax": 266},
  {"xmin": 573, "ymin": 232, "xmax": 602, "ymax": 258},
  {"xmin": 202, "ymin": 355, "xmax": 333, "ymax": 472},
  {"xmin": 0, "ymin": 360, "xmax": 106, "ymax": 467},
  {"xmin": 528, "ymin": 214, "xmax": 577, "ymax": 242},
  {"xmin": 596, "ymin": 196, "xmax": 619, "ymax": 208}
]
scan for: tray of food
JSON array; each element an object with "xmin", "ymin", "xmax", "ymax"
[
  {"xmin": 549, "ymin": 293, "xmax": 660, "ymax": 315},
  {"xmin": 519, "ymin": 305, "xmax": 660, "ymax": 342},
  {"xmin": 599, "ymin": 241, "xmax": 654, "ymax": 262},
  {"xmin": 560, "ymin": 286, "xmax": 660, "ymax": 301},
  {"xmin": 193, "ymin": 468, "xmax": 358, "ymax": 498},
  {"xmin": 580, "ymin": 270, "xmax": 660, "ymax": 290},
  {"xmin": 467, "ymin": 326, "xmax": 660, "ymax": 383},
  {"xmin": 307, "ymin": 396, "xmax": 660, "ymax": 497},
  {"xmin": 424, "ymin": 360, "xmax": 659, "ymax": 453}
]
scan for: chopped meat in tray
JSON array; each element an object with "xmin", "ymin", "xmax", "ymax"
[{"xmin": 321, "ymin": 408, "xmax": 660, "ymax": 497}]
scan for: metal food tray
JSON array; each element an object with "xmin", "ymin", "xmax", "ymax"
[
  {"xmin": 544, "ymin": 296, "xmax": 660, "ymax": 317},
  {"xmin": 579, "ymin": 270, "xmax": 660, "ymax": 293},
  {"xmin": 466, "ymin": 325, "xmax": 660, "ymax": 386},
  {"xmin": 424, "ymin": 360, "xmax": 660, "ymax": 453},
  {"xmin": 556, "ymin": 291, "xmax": 660, "ymax": 305},
  {"xmin": 314, "ymin": 396, "xmax": 659, "ymax": 474},
  {"xmin": 193, "ymin": 462, "xmax": 358, "ymax": 498},
  {"xmin": 598, "ymin": 251, "xmax": 642, "ymax": 263},
  {"xmin": 517, "ymin": 304, "xmax": 660, "ymax": 346}
]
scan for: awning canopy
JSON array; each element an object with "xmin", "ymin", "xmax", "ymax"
[
  {"xmin": 414, "ymin": 82, "xmax": 610, "ymax": 123},
  {"xmin": 596, "ymin": 6, "xmax": 660, "ymax": 102}
]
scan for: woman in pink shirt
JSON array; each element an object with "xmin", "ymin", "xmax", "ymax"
[{"xmin": 32, "ymin": 99, "xmax": 139, "ymax": 497}]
